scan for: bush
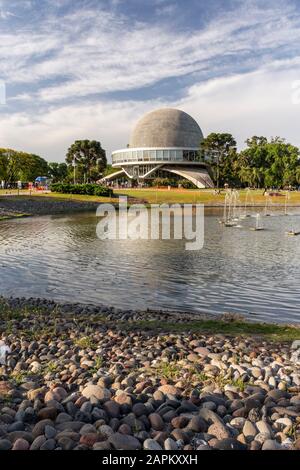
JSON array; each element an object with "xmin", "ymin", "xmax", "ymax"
[
  {"xmin": 50, "ymin": 183, "xmax": 113, "ymax": 197},
  {"xmin": 177, "ymin": 179, "xmax": 197, "ymax": 189},
  {"xmin": 152, "ymin": 178, "xmax": 178, "ymax": 187}
]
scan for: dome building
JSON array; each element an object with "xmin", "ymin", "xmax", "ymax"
[{"xmin": 102, "ymin": 108, "xmax": 214, "ymax": 188}]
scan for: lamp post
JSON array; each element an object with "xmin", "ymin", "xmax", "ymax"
[
  {"xmin": 216, "ymin": 152, "xmax": 220, "ymax": 191},
  {"xmin": 72, "ymin": 157, "xmax": 77, "ymax": 185},
  {"xmin": 212, "ymin": 150, "xmax": 220, "ymax": 191}
]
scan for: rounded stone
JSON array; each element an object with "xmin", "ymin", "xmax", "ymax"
[
  {"xmin": 44, "ymin": 387, "xmax": 67, "ymax": 403},
  {"xmin": 40, "ymin": 439, "xmax": 56, "ymax": 450},
  {"xmin": 109, "ymin": 433, "xmax": 142, "ymax": 450},
  {"xmin": 30, "ymin": 435, "xmax": 47, "ymax": 450},
  {"xmin": 132, "ymin": 403, "xmax": 148, "ymax": 417},
  {"xmin": 82, "ymin": 385, "xmax": 111, "ymax": 402},
  {"xmin": 38, "ymin": 406, "xmax": 58, "ymax": 421},
  {"xmin": 0, "ymin": 439, "xmax": 12, "ymax": 450},
  {"xmin": 213, "ymin": 438, "xmax": 247, "ymax": 450},
  {"xmin": 164, "ymin": 438, "xmax": 178, "ymax": 450},
  {"xmin": 143, "ymin": 438, "xmax": 162, "ymax": 450},
  {"xmin": 262, "ymin": 439, "xmax": 282, "ymax": 450},
  {"xmin": 79, "ymin": 433, "xmax": 99, "ymax": 447},
  {"xmin": 32, "ymin": 419, "xmax": 54, "ymax": 438},
  {"xmin": 103, "ymin": 401, "xmax": 120, "ymax": 418},
  {"xmin": 149, "ymin": 413, "xmax": 165, "ymax": 431},
  {"xmin": 12, "ymin": 438, "xmax": 30, "ymax": 450},
  {"xmin": 187, "ymin": 416, "xmax": 207, "ymax": 433},
  {"xmin": 93, "ymin": 441, "xmax": 111, "ymax": 450}
]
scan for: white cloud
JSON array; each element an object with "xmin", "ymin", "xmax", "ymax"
[
  {"xmin": 1, "ymin": 1, "xmax": 300, "ymax": 99},
  {"xmin": 0, "ymin": 0, "xmax": 300, "ymax": 161},
  {"xmin": 1, "ymin": 60, "xmax": 300, "ymax": 162},
  {"xmin": 180, "ymin": 63, "xmax": 300, "ymax": 149}
]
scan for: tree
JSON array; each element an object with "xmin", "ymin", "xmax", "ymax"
[
  {"xmin": 66, "ymin": 140, "xmax": 106, "ymax": 183},
  {"xmin": 48, "ymin": 162, "xmax": 68, "ymax": 183},
  {"xmin": 18, "ymin": 153, "xmax": 48, "ymax": 182},
  {"xmin": 0, "ymin": 150, "xmax": 9, "ymax": 182},
  {"xmin": 0, "ymin": 148, "xmax": 48, "ymax": 185},
  {"xmin": 200, "ymin": 133, "xmax": 239, "ymax": 187},
  {"xmin": 238, "ymin": 136, "xmax": 300, "ymax": 188}
]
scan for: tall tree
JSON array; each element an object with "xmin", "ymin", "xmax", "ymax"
[
  {"xmin": 0, "ymin": 149, "xmax": 48, "ymax": 184},
  {"xmin": 66, "ymin": 140, "xmax": 106, "ymax": 183},
  {"xmin": 238, "ymin": 136, "xmax": 300, "ymax": 188},
  {"xmin": 48, "ymin": 162, "xmax": 68, "ymax": 182},
  {"xmin": 200, "ymin": 133, "xmax": 239, "ymax": 187}
]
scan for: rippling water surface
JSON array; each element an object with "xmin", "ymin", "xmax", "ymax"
[{"xmin": 1, "ymin": 208, "xmax": 300, "ymax": 323}]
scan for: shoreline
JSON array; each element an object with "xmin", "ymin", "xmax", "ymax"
[
  {"xmin": 1, "ymin": 194, "xmax": 300, "ymax": 221},
  {"xmin": 0, "ymin": 195, "xmax": 101, "ymax": 220},
  {"xmin": 0, "ymin": 296, "xmax": 299, "ymax": 451},
  {"xmin": 1, "ymin": 296, "xmax": 300, "ymax": 332}
]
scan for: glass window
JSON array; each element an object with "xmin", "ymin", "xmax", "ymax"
[
  {"xmin": 176, "ymin": 150, "xmax": 182, "ymax": 160},
  {"xmin": 157, "ymin": 150, "xmax": 163, "ymax": 160},
  {"xmin": 170, "ymin": 150, "xmax": 176, "ymax": 160},
  {"xmin": 149, "ymin": 150, "xmax": 155, "ymax": 160},
  {"xmin": 163, "ymin": 150, "xmax": 169, "ymax": 160}
]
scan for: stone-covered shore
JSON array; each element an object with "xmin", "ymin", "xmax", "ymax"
[
  {"xmin": 0, "ymin": 196, "xmax": 100, "ymax": 220},
  {"xmin": 0, "ymin": 297, "xmax": 299, "ymax": 451}
]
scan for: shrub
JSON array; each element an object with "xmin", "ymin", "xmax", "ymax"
[
  {"xmin": 50, "ymin": 183, "xmax": 113, "ymax": 197},
  {"xmin": 152, "ymin": 178, "xmax": 178, "ymax": 187},
  {"xmin": 178, "ymin": 179, "xmax": 197, "ymax": 189}
]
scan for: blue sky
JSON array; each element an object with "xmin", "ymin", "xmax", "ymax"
[{"xmin": 0, "ymin": 0, "xmax": 300, "ymax": 161}]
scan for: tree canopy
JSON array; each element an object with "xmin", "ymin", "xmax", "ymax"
[
  {"xmin": 200, "ymin": 133, "xmax": 239, "ymax": 187},
  {"xmin": 65, "ymin": 140, "xmax": 107, "ymax": 183},
  {"xmin": 200, "ymin": 133, "xmax": 300, "ymax": 188},
  {"xmin": 47, "ymin": 162, "xmax": 68, "ymax": 183},
  {"xmin": 0, "ymin": 148, "xmax": 48, "ymax": 184}
]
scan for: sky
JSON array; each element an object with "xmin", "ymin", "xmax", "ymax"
[{"xmin": 0, "ymin": 0, "xmax": 300, "ymax": 162}]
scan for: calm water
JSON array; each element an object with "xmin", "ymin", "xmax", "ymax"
[{"xmin": 0, "ymin": 208, "xmax": 300, "ymax": 323}]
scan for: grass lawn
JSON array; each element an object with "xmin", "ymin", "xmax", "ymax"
[
  {"xmin": 114, "ymin": 188, "xmax": 300, "ymax": 205},
  {"xmin": 119, "ymin": 318, "xmax": 300, "ymax": 342},
  {"xmin": 0, "ymin": 298, "xmax": 299, "ymax": 342},
  {"xmin": 1, "ymin": 188, "xmax": 300, "ymax": 206},
  {"xmin": 0, "ymin": 190, "xmax": 114, "ymax": 204}
]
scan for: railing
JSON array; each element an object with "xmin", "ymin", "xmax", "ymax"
[{"xmin": 112, "ymin": 148, "xmax": 210, "ymax": 165}]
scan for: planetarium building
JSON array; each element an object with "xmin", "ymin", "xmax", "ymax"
[{"xmin": 102, "ymin": 108, "xmax": 214, "ymax": 188}]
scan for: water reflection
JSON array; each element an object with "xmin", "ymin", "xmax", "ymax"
[{"xmin": 0, "ymin": 208, "xmax": 300, "ymax": 323}]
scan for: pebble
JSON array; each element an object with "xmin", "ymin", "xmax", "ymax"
[
  {"xmin": 81, "ymin": 385, "xmax": 111, "ymax": 402},
  {"xmin": 12, "ymin": 438, "xmax": 30, "ymax": 451},
  {"xmin": 143, "ymin": 439, "xmax": 162, "ymax": 450},
  {"xmin": 242, "ymin": 420, "xmax": 258, "ymax": 440},
  {"xmin": 0, "ymin": 298, "xmax": 299, "ymax": 451},
  {"xmin": 262, "ymin": 439, "xmax": 282, "ymax": 450},
  {"xmin": 149, "ymin": 413, "xmax": 165, "ymax": 431},
  {"xmin": 109, "ymin": 433, "xmax": 142, "ymax": 450}
]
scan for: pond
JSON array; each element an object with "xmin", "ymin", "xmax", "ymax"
[{"xmin": 0, "ymin": 207, "xmax": 300, "ymax": 323}]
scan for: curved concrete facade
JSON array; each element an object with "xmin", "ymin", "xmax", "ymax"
[
  {"xmin": 129, "ymin": 108, "xmax": 203, "ymax": 149},
  {"xmin": 101, "ymin": 107, "xmax": 214, "ymax": 189}
]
